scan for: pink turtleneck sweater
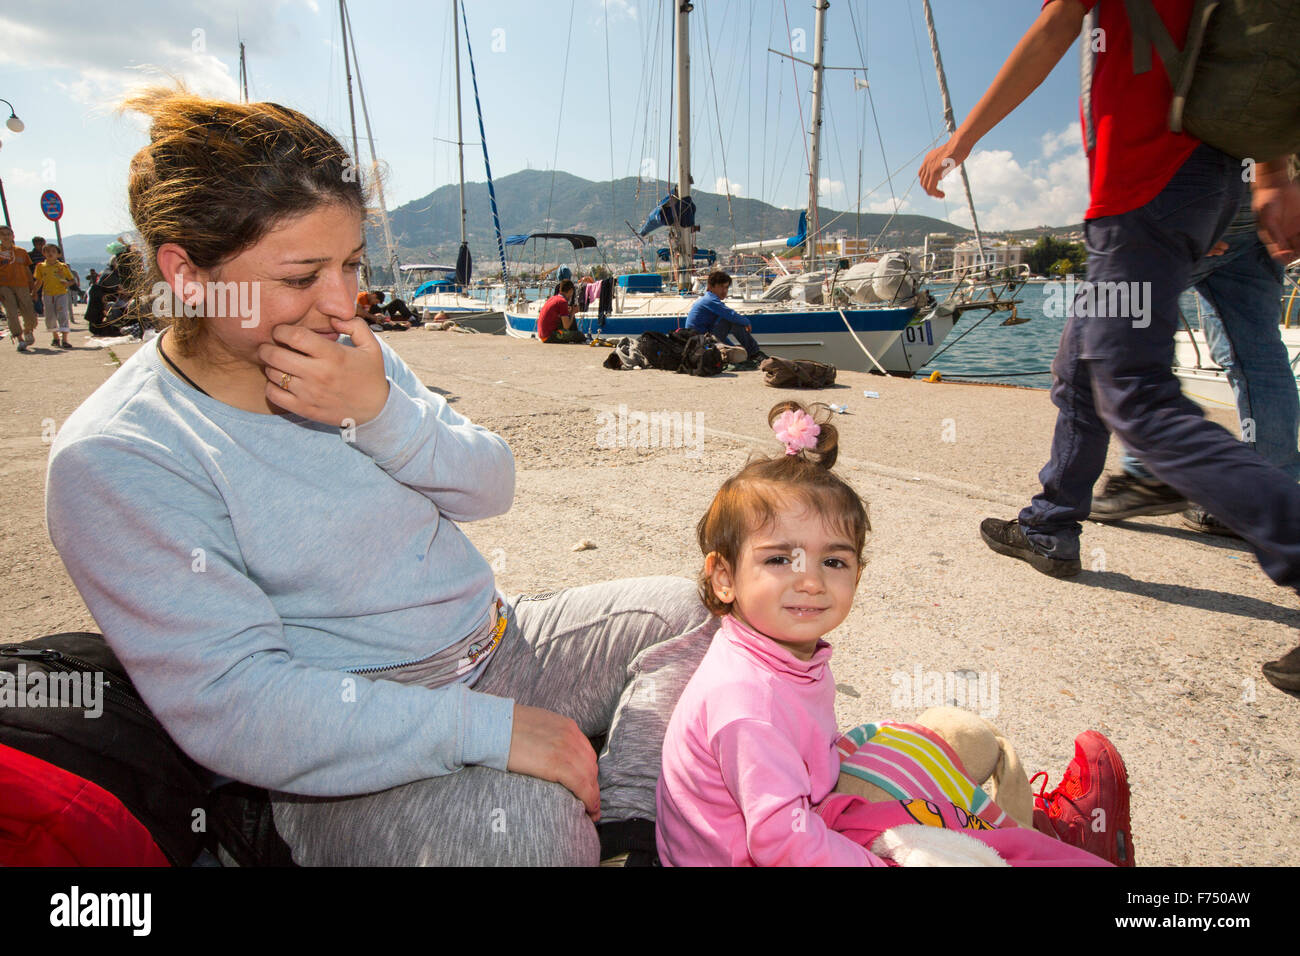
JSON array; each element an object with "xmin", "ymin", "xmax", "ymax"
[{"xmin": 656, "ymin": 615, "xmax": 886, "ymax": 867}]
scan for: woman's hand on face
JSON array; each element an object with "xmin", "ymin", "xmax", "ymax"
[
  {"xmin": 258, "ymin": 316, "xmax": 390, "ymax": 426},
  {"xmin": 507, "ymin": 703, "xmax": 600, "ymax": 821}
]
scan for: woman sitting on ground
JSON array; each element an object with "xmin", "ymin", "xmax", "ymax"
[{"xmin": 44, "ymin": 86, "xmax": 716, "ymax": 865}]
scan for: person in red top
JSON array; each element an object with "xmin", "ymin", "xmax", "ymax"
[
  {"xmin": 919, "ymin": 0, "xmax": 1300, "ymax": 692},
  {"xmin": 0, "ymin": 226, "xmax": 39, "ymax": 351},
  {"xmin": 537, "ymin": 279, "xmax": 584, "ymax": 343}
]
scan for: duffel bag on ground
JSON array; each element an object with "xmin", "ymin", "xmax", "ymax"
[{"xmin": 759, "ymin": 356, "xmax": 838, "ymax": 388}]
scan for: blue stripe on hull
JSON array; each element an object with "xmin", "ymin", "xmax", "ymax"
[{"xmin": 506, "ymin": 307, "xmax": 915, "ymax": 338}]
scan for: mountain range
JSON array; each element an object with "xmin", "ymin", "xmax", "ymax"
[{"xmin": 372, "ymin": 168, "xmax": 972, "ymax": 273}]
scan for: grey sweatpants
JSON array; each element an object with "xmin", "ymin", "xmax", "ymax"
[{"xmin": 271, "ymin": 576, "xmax": 719, "ymax": 866}]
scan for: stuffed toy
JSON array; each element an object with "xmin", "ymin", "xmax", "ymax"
[{"xmin": 829, "ymin": 706, "xmax": 1037, "ymax": 866}]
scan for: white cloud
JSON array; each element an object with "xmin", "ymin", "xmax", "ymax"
[
  {"xmin": 1041, "ymin": 122, "xmax": 1081, "ymax": 158},
  {"xmin": 597, "ymin": 0, "xmax": 638, "ymax": 20},
  {"xmin": 714, "ymin": 176, "xmax": 743, "ymax": 197},
  {"xmin": 865, "ymin": 197, "xmax": 912, "ymax": 215},
  {"xmin": 936, "ymin": 125, "xmax": 1089, "ymax": 230},
  {"xmin": 818, "ymin": 177, "xmax": 848, "ymax": 205},
  {"xmin": 0, "ymin": 1, "xmax": 316, "ymax": 109}
]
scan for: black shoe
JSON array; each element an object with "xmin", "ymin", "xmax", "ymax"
[
  {"xmin": 980, "ymin": 517, "xmax": 1081, "ymax": 578},
  {"xmin": 597, "ymin": 819, "xmax": 659, "ymax": 867},
  {"xmin": 731, "ymin": 359, "xmax": 760, "ymax": 371},
  {"xmin": 753, "ymin": 350, "xmax": 770, "ymax": 363},
  {"xmin": 1181, "ymin": 506, "xmax": 1241, "ymax": 539},
  {"xmin": 1262, "ymin": 645, "xmax": 1300, "ymax": 693},
  {"xmin": 1088, "ymin": 473, "xmax": 1188, "ymax": 522}
]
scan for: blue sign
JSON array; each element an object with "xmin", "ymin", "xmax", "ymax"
[{"xmin": 40, "ymin": 190, "xmax": 63, "ymax": 222}]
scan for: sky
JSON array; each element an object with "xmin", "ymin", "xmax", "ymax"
[{"xmin": 0, "ymin": 0, "xmax": 1091, "ymax": 245}]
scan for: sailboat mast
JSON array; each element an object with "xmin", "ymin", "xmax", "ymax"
[
  {"xmin": 343, "ymin": 1, "xmax": 402, "ymax": 298},
  {"xmin": 338, "ymin": 0, "xmax": 371, "ymax": 283},
  {"xmin": 452, "ymin": 0, "xmax": 467, "ymax": 251},
  {"xmin": 921, "ymin": 0, "xmax": 986, "ymax": 270},
  {"xmin": 238, "ymin": 41, "xmax": 249, "ymax": 103},
  {"xmin": 674, "ymin": 0, "xmax": 694, "ymax": 282},
  {"xmin": 806, "ymin": 0, "xmax": 828, "ymax": 269}
]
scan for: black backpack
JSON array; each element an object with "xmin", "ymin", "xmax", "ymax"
[
  {"xmin": 0, "ymin": 632, "xmax": 294, "ymax": 867},
  {"xmin": 676, "ymin": 332, "xmax": 726, "ymax": 377},
  {"xmin": 636, "ymin": 330, "xmax": 688, "ymax": 371}
]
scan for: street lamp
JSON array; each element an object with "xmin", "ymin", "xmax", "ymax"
[
  {"xmin": 0, "ymin": 98, "xmax": 23, "ymax": 132},
  {"xmin": 0, "ymin": 98, "xmax": 22, "ymax": 228}
]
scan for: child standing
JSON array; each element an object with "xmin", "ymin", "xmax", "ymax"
[
  {"xmin": 656, "ymin": 401, "xmax": 1121, "ymax": 866},
  {"xmin": 32, "ymin": 244, "xmax": 75, "ymax": 349}
]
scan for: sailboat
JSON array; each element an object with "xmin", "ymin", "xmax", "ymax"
[
  {"xmin": 503, "ymin": 0, "xmax": 917, "ymax": 375},
  {"xmin": 407, "ymin": 0, "xmax": 505, "ymax": 332}
]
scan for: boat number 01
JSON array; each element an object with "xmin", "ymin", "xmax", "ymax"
[{"xmin": 903, "ymin": 320, "xmax": 934, "ymax": 347}]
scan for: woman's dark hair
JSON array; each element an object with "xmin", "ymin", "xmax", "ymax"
[
  {"xmin": 121, "ymin": 85, "xmax": 369, "ymax": 355},
  {"xmin": 695, "ymin": 401, "xmax": 870, "ymax": 616}
]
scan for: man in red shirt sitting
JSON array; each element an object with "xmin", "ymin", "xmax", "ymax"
[
  {"xmin": 537, "ymin": 280, "xmax": 584, "ymax": 344},
  {"xmin": 919, "ymin": 0, "xmax": 1300, "ymax": 691}
]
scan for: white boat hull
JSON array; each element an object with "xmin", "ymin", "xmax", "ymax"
[
  {"xmin": 1173, "ymin": 327, "xmax": 1300, "ymax": 410},
  {"xmin": 505, "ymin": 300, "xmax": 914, "ymax": 374}
]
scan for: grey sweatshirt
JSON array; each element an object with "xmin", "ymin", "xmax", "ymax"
[{"xmin": 45, "ymin": 334, "xmax": 517, "ymax": 795}]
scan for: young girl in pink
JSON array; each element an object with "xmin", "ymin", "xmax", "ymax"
[{"xmin": 655, "ymin": 401, "xmax": 1116, "ymax": 866}]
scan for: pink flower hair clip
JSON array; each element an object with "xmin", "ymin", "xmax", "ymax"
[{"xmin": 773, "ymin": 408, "xmax": 820, "ymax": 456}]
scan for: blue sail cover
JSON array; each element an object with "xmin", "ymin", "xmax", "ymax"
[
  {"xmin": 456, "ymin": 243, "xmax": 472, "ymax": 285},
  {"xmin": 786, "ymin": 210, "xmax": 808, "ymax": 248},
  {"xmin": 656, "ymin": 247, "xmax": 717, "ymax": 264},
  {"xmin": 638, "ymin": 189, "xmax": 697, "ymax": 236}
]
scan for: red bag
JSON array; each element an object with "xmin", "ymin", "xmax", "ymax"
[{"xmin": 0, "ymin": 742, "xmax": 169, "ymax": 867}]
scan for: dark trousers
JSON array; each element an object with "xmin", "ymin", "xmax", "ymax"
[
  {"xmin": 382, "ymin": 299, "xmax": 414, "ymax": 321},
  {"xmin": 711, "ymin": 317, "xmax": 761, "ymax": 359},
  {"xmin": 1019, "ymin": 144, "xmax": 1300, "ymax": 588}
]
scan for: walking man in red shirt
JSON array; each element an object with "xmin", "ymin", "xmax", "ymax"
[{"xmin": 920, "ymin": 0, "xmax": 1300, "ymax": 691}]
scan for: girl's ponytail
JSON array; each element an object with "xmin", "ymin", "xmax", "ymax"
[{"xmin": 767, "ymin": 400, "xmax": 840, "ymax": 470}]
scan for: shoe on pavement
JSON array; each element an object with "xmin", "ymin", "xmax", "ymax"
[
  {"xmin": 1181, "ymin": 506, "xmax": 1241, "ymax": 539},
  {"xmin": 1262, "ymin": 645, "xmax": 1300, "ymax": 693},
  {"xmin": 16, "ymin": 339, "xmax": 28, "ymax": 352},
  {"xmin": 1088, "ymin": 472, "xmax": 1188, "ymax": 521},
  {"xmin": 1031, "ymin": 730, "xmax": 1134, "ymax": 867},
  {"xmin": 979, "ymin": 517, "xmax": 1081, "ymax": 577}
]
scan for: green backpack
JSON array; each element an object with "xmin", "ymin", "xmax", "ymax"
[{"xmin": 1125, "ymin": 0, "xmax": 1300, "ymax": 162}]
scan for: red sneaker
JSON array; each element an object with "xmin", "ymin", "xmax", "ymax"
[{"xmin": 1031, "ymin": 731, "xmax": 1134, "ymax": 867}]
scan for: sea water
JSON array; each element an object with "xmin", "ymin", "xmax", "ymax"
[{"xmin": 917, "ymin": 284, "xmax": 1203, "ymax": 388}]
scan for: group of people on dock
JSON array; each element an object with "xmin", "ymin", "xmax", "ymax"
[
  {"xmin": 17, "ymin": 0, "xmax": 1300, "ymax": 866},
  {"xmin": 1, "ymin": 228, "xmax": 81, "ymax": 351}
]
